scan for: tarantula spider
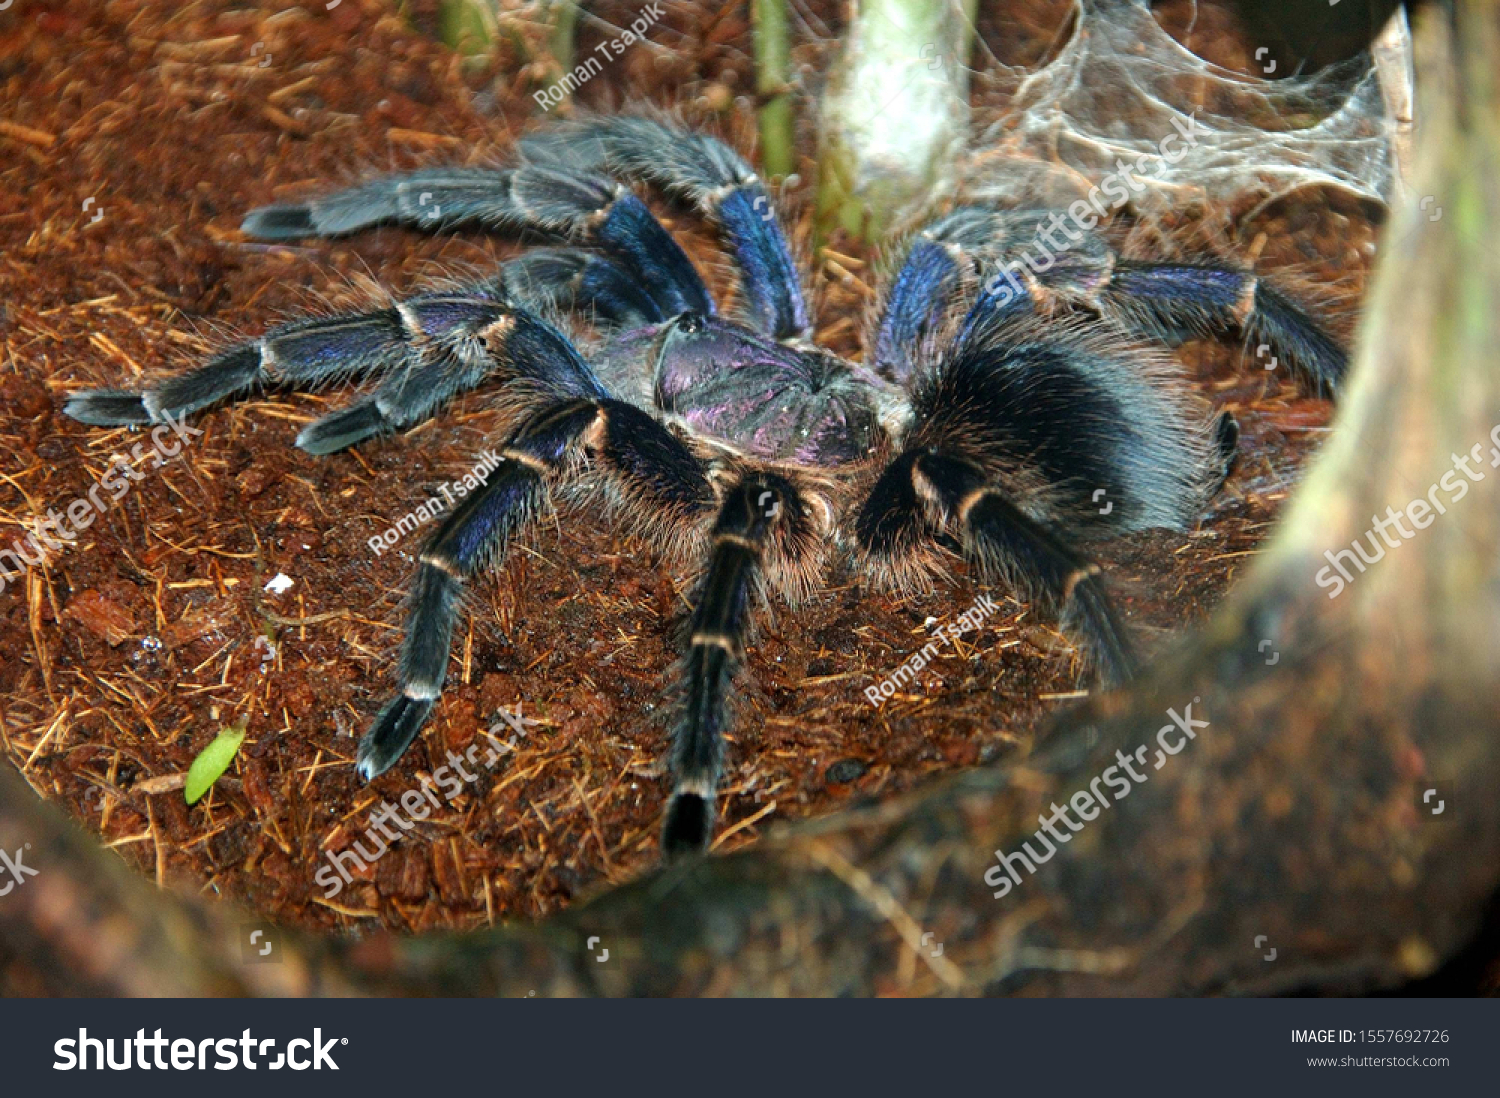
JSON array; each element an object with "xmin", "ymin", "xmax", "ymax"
[{"xmin": 65, "ymin": 116, "xmax": 1345, "ymax": 857}]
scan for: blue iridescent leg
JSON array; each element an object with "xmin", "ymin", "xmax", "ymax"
[
  {"xmin": 242, "ymin": 164, "xmax": 715, "ymax": 321},
  {"xmin": 65, "ymin": 295, "xmax": 608, "ymax": 455},
  {"xmin": 358, "ymin": 398, "xmax": 713, "ymax": 779},
  {"xmin": 1105, "ymin": 261, "xmax": 1347, "ymax": 394},
  {"xmin": 522, "ymin": 117, "xmax": 812, "ymax": 340},
  {"xmin": 488, "ymin": 248, "xmax": 667, "ymax": 330},
  {"xmin": 872, "ymin": 208, "xmax": 1005, "ymax": 382}
]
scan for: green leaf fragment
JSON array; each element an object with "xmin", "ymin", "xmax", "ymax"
[{"xmin": 185, "ymin": 721, "xmax": 248, "ymax": 805}]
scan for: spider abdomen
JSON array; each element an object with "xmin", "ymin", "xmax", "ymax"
[{"xmin": 909, "ymin": 322, "xmax": 1218, "ymax": 536}]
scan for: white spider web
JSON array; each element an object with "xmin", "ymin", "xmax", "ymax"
[{"xmin": 967, "ymin": 0, "xmax": 1398, "ymax": 220}]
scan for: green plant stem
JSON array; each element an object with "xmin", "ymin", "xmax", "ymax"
[{"xmin": 753, "ymin": 0, "xmax": 795, "ymax": 179}]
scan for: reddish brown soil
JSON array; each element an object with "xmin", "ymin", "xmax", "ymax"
[{"xmin": 0, "ymin": 0, "xmax": 1375, "ymax": 934}]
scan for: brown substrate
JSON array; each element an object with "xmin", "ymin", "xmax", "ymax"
[{"xmin": 0, "ymin": 0, "xmax": 1374, "ymax": 934}]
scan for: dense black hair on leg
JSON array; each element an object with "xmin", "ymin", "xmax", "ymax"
[
  {"xmin": 361, "ymin": 397, "xmax": 715, "ymax": 780},
  {"xmin": 663, "ymin": 471, "xmax": 805, "ymax": 858},
  {"xmin": 857, "ymin": 319, "xmax": 1225, "ymax": 681},
  {"xmin": 917, "ymin": 451, "xmax": 1137, "ymax": 686}
]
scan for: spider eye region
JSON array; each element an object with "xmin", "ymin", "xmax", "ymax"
[{"xmin": 651, "ymin": 316, "xmax": 878, "ymax": 466}]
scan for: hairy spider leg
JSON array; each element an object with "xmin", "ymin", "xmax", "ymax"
[
  {"xmin": 1102, "ymin": 262, "xmax": 1348, "ymax": 395},
  {"xmin": 880, "ymin": 205, "xmax": 1347, "ymax": 397},
  {"xmin": 293, "ymin": 296, "xmax": 611, "ymax": 453},
  {"xmin": 927, "ymin": 451, "xmax": 1135, "ymax": 687},
  {"xmin": 359, "ymin": 397, "xmax": 714, "ymax": 780},
  {"xmin": 359, "ymin": 399, "xmax": 587, "ymax": 779},
  {"xmin": 488, "ymin": 248, "xmax": 668, "ymax": 329},
  {"xmin": 662, "ymin": 471, "xmax": 805, "ymax": 857},
  {"xmin": 522, "ymin": 116, "xmax": 812, "ymax": 341},
  {"xmin": 241, "ymin": 164, "xmax": 715, "ymax": 321},
  {"xmin": 64, "ymin": 306, "xmax": 431, "ymax": 429},
  {"xmin": 872, "ymin": 239, "xmax": 965, "ymax": 382},
  {"xmin": 872, "ymin": 208, "xmax": 1008, "ymax": 383},
  {"xmin": 952, "ymin": 263, "xmax": 1050, "ymax": 351},
  {"xmin": 63, "ymin": 297, "xmax": 611, "ymax": 454},
  {"xmin": 856, "ymin": 447, "xmax": 1138, "ymax": 687},
  {"xmin": 858, "ymin": 318, "xmax": 1229, "ymax": 685},
  {"xmin": 242, "ymin": 168, "xmax": 538, "ymax": 237}
]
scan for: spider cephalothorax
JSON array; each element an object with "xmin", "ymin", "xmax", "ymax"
[{"xmin": 64, "ymin": 115, "xmax": 1345, "ymax": 857}]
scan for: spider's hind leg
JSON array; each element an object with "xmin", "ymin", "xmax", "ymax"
[{"xmin": 1104, "ymin": 260, "xmax": 1347, "ymax": 394}]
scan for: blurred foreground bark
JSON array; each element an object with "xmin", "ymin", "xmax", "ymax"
[{"xmin": 4, "ymin": 0, "xmax": 1500, "ymax": 996}]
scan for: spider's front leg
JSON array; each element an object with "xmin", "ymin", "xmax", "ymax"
[
  {"xmin": 359, "ymin": 397, "xmax": 715, "ymax": 778},
  {"xmin": 663, "ymin": 468, "xmax": 823, "ymax": 857},
  {"xmin": 857, "ymin": 450, "xmax": 1138, "ymax": 688},
  {"xmin": 364, "ymin": 406, "xmax": 820, "ymax": 860},
  {"xmin": 856, "ymin": 321, "xmax": 1233, "ymax": 688}
]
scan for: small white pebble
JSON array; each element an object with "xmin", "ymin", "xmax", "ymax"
[
  {"xmin": 924, "ymin": 616, "xmax": 939, "ymax": 628},
  {"xmin": 264, "ymin": 573, "xmax": 294, "ymax": 595}
]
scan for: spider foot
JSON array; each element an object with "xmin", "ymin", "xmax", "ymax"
[
  {"xmin": 357, "ymin": 693, "xmax": 435, "ymax": 781},
  {"xmin": 661, "ymin": 789, "xmax": 715, "ymax": 859},
  {"xmin": 64, "ymin": 345, "xmax": 262, "ymax": 427},
  {"xmin": 297, "ymin": 401, "xmax": 389, "ymax": 456},
  {"xmin": 62, "ymin": 389, "xmax": 152, "ymax": 426}
]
